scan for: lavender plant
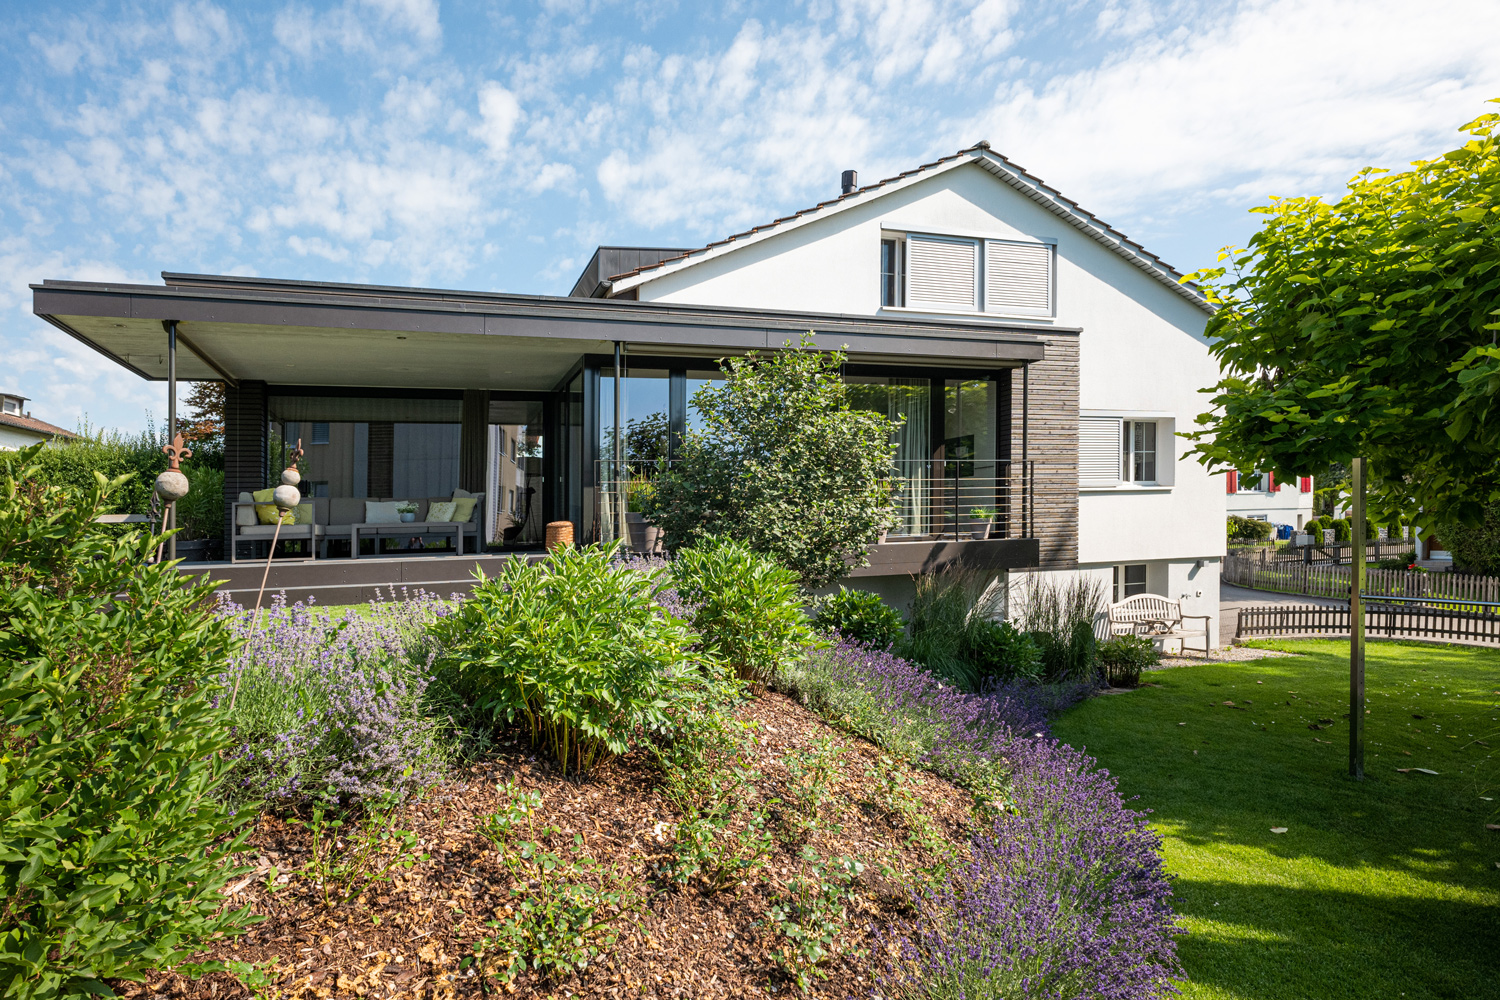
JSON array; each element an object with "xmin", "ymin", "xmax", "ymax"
[
  {"xmin": 778, "ymin": 639, "xmax": 1182, "ymax": 998},
  {"xmin": 879, "ymin": 745, "xmax": 1183, "ymax": 999},
  {"xmin": 214, "ymin": 589, "xmax": 456, "ymax": 806}
]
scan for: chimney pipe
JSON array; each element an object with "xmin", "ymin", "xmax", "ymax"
[{"xmin": 840, "ymin": 169, "xmax": 857, "ymax": 195}]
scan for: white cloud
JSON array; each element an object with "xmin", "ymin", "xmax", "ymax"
[{"xmin": 472, "ymin": 83, "xmax": 523, "ymax": 156}]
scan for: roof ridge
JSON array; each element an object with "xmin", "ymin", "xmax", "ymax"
[{"xmin": 604, "ymin": 145, "xmax": 1210, "ymax": 313}]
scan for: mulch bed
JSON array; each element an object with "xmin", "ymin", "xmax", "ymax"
[{"xmin": 114, "ymin": 693, "xmax": 975, "ymax": 999}]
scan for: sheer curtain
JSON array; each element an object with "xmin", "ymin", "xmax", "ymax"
[{"xmin": 888, "ymin": 379, "xmax": 930, "ymax": 536}]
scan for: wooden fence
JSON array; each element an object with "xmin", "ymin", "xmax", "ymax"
[
  {"xmin": 1228, "ymin": 539, "xmax": 1415, "ymax": 567},
  {"xmin": 1236, "ymin": 600, "xmax": 1500, "ymax": 645},
  {"xmin": 1223, "ymin": 554, "xmax": 1500, "ymax": 603}
]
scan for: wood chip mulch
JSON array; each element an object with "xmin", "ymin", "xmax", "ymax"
[{"xmin": 112, "ymin": 693, "xmax": 976, "ymax": 1000}]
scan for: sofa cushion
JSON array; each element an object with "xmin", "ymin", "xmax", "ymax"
[
  {"xmin": 234, "ymin": 503, "xmax": 257, "ymax": 527},
  {"xmin": 293, "ymin": 502, "xmax": 315, "ymax": 525},
  {"xmin": 252, "ymin": 487, "xmax": 276, "ymax": 503},
  {"xmin": 255, "ymin": 503, "xmax": 295, "ymax": 525},
  {"xmin": 329, "ymin": 497, "xmax": 364, "ymax": 526},
  {"xmin": 426, "ymin": 501, "xmax": 457, "ymax": 522},
  {"xmin": 450, "ymin": 497, "xmax": 478, "ymax": 523},
  {"xmin": 365, "ymin": 500, "xmax": 402, "ymax": 524},
  {"xmin": 238, "ymin": 523, "xmax": 321, "ymax": 538}
]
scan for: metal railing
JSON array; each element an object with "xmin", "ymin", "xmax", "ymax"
[{"xmin": 593, "ymin": 456, "xmax": 1039, "ymax": 548}]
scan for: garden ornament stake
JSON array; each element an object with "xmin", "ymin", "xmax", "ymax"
[
  {"xmin": 153, "ymin": 433, "xmax": 192, "ymax": 563},
  {"xmin": 236, "ymin": 440, "xmax": 304, "ymax": 712}
]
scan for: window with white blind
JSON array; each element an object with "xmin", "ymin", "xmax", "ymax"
[
  {"xmin": 906, "ymin": 235, "xmax": 978, "ymax": 310},
  {"xmin": 1079, "ymin": 416, "xmax": 1122, "ymax": 487},
  {"xmin": 1081, "ymin": 415, "xmax": 1174, "ymax": 489},
  {"xmin": 985, "ymin": 239, "xmax": 1053, "ymax": 316},
  {"xmin": 893, "ymin": 231, "xmax": 1055, "ymax": 316}
]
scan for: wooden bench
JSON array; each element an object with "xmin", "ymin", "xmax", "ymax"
[{"xmin": 1106, "ymin": 594, "xmax": 1211, "ymax": 657}]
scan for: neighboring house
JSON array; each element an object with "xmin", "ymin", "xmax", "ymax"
[
  {"xmin": 1225, "ymin": 470, "xmax": 1315, "ymax": 530},
  {"xmin": 31, "ymin": 143, "xmax": 1226, "ymax": 640},
  {"xmin": 578, "ymin": 148, "xmax": 1224, "ymax": 639},
  {"xmin": 0, "ymin": 392, "xmax": 78, "ymax": 450}
]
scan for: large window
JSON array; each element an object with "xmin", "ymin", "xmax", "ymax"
[
  {"xmin": 1079, "ymin": 415, "xmax": 1172, "ymax": 489},
  {"xmin": 887, "ymin": 231, "xmax": 1054, "ymax": 317},
  {"xmin": 271, "ymin": 395, "xmax": 462, "ymax": 500}
]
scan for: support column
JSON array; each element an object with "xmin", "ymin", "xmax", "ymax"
[
  {"xmin": 460, "ymin": 389, "xmax": 490, "ymax": 495},
  {"xmin": 223, "ymin": 381, "xmax": 268, "ymax": 560},
  {"xmin": 165, "ymin": 321, "xmax": 178, "ymax": 562}
]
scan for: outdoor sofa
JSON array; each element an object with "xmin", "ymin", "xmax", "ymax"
[{"xmin": 231, "ymin": 492, "xmax": 485, "ymax": 562}]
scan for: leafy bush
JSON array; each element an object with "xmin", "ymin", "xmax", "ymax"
[
  {"xmin": 1098, "ymin": 634, "xmax": 1159, "ymax": 688},
  {"xmin": 215, "ymin": 591, "xmax": 455, "ymax": 806},
  {"xmin": 1227, "ymin": 514, "xmax": 1274, "ymax": 542},
  {"xmin": 764, "ymin": 850, "xmax": 862, "ymax": 991},
  {"xmin": 641, "ymin": 337, "xmax": 900, "ymax": 587},
  {"xmin": 1443, "ymin": 502, "xmax": 1500, "ymax": 576},
  {"xmin": 1012, "ymin": 574, "xmax": 1107, "ymax": 682},
  {"xmin": 962, "ymin": 619, "xmax": 1044, "ymax": 684},
  {"xmin": 0, "ymin": 445, "xmax": 252, "ymax": 997},
  {"xmin": 430, "ymin": 543, "xmax": 703, "ymax": 775},
  {"xmin": 813, "ymin": 587, "xmax": 904, "ymax": 648},
  {"xmin": 671, "ymin": 536, "xmax": 814, "ymax": 687}
]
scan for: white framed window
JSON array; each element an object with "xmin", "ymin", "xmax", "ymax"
[
  {"xmin": 1238, "ymin": 472, "xmax": 1266, "ymax": 493},
  {"xmin": 1080, "ymin": 413, "xmax": 1174, "ymax": 490},
  {"xmin": 1122, "ymin": 420, "xmax": 1158, "ymax": 484},
  {"xmin": 2, "ymin": 399, "xmax": 17, "ymax": 415},
  {"xmin": 1113, "ymin": 563, "xmax": 1148, "ymax": 601},
  {"xmin": 880, "ymin": 238, "xmax": 905, "ymax": 307},
  {"xmin": 891, "ymin": 230, "xmax": 1054, "ymax": 317}
]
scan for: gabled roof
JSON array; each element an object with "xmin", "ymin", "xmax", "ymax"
[
  {"xmin": 0, "ymin": 411, "xmax": 77, "ymax": 440},
  {"xmin": 605, "ymin": 143, "xmax": 1213, "ymax": 314}
]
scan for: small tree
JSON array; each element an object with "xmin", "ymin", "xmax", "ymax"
[
  {"xmin": 1185, "ymin": 104, "xmax": 1500, "ymax": 530},
  {"xmin": 642, "ymin": 337, "xmax": 899, "ymax": 588}
]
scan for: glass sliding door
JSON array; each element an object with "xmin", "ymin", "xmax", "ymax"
[
  {"xmin": 848, "ymin": 377, "xmax": 932, "ymax": 537},
  {"xmin": 488, "ymin": 399, "xmax": 545, "ymax": 548},
  {"xmin": 944, "ymin": 378, "xmax": 1002, "ymax": 539}
]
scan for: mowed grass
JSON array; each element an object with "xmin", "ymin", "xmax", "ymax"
[{"xmin": 1053, "ymin": 639, "xmax": 1500, "ymax": 1000}]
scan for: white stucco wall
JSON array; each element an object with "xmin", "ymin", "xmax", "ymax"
[
  {"xmin": 0, "ymin": 425, "xmax": 48, "ymax": 450},
  {"xmin": 634, "ymin": 162, "xmax": 1224, "ymax": 594}
]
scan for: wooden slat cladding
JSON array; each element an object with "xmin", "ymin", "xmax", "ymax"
[
  {"xmin": 1012, "ymin": 333, "xmax": 1079, "ymax": 570},
  {"xmin": 223, "ymin": 380, "xmax": 268, "ymax": 552}
]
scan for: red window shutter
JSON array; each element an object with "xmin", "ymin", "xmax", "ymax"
[
  {"xmin": 1226, "ymin": 471, "xmax": 1238, "ymax": 494},
  {"xmin": 1266, "ymin": 472, "xmax": 1276, "ymax": 492},
  {"xmin": 1300, "ymin": 476, "xmax": 1313, "ymax": 493}
]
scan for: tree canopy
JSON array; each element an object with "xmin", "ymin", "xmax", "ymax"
[
  {"xmin": 1185, "ymin": 103, "xmax": 1500, "ymax": 529},
  {"xmin": 641, "ymin": 337, "xmax": 899, "ymax": 588}
]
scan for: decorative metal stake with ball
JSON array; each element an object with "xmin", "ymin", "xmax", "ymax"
[
  {"xmin": 236, "ymin": 440, "xmax": 305, "ymax": 713},
  {"xmin": 154, "ymin": 434, "xmax": 192, "ymax": 563}
]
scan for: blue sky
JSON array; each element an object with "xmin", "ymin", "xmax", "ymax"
[{"xmin": 3, "ymin": 0, "xmax": 1498, "ymax": 434}]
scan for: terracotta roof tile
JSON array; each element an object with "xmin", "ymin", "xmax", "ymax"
[{"xmin": 0, "ymin": 412, "xmax": 78, "ymax": 439}]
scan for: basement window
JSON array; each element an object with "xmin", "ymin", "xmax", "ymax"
[{"xmin": 1113, "ymin": 563, "xmax": 1148, "ymax": 601}]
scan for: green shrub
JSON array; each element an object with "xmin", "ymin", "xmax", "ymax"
[
  {"xmin": 175, "ymin": 463, "xmax": 225, "ymax": 541},
  {"xmin": 429, "ymin": 543, "xmax": 704, "ymax": 775},
  {"xmin": 671, "ymin": 536, "xmax": 814, "ymax": 688},
  {"xmin": 1098, "ymin": 634, "xmax": 1160, "ymax": 687},
  {"xmin": 0, "ymin": 445, "xmax": 253, "ymax": 998},
  {"xmin": 1444, "ymin": 503, "xmax": 1500, "ymax": 575},
  {"xmin": 1227, "ymin": 515, "xmax": 1274, "ymax": 542},
  {"xmin": 641, "ymin": 337, "xmax": 899, "ymax": 588},
  {"xmin": 813, "ymin": 588, "xmax": 904, "ymax": 648},
  {"xmin": 961, "ymin": 619, "xmax": 1044, "ymax": 684}
]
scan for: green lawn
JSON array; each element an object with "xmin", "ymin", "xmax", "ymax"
[{"xmin": 1053, "ymin": 639, "xmax": 1500, "ymax": 1000}]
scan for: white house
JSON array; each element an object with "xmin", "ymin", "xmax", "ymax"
[
  {"xmin": 0, "ymin": 392, "xmax": 77, "ymax": 450},
  {"xmin": 1226, "ymin": 470, "xmax": 1316, "ymax": 532},
  {"xmin": 584, "ymin": 144, "xmax": 1227, "ymax": 642}
]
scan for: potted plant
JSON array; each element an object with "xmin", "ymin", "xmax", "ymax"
[
  {"xmin": 395, "ymin": 501, "xmax": 418, "ymax": 523},
  {"xmin": 968, "ymin": 506, "xmax": 997, "ymax": 540},
  {"xmin": 624, "ymin": 475, "xmax": 662, "ymax": 554}
]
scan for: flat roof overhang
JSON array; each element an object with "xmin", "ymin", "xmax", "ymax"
[{"xmin": 32, "ymin": 272, "xmax": 1061, "ymax": 391}]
